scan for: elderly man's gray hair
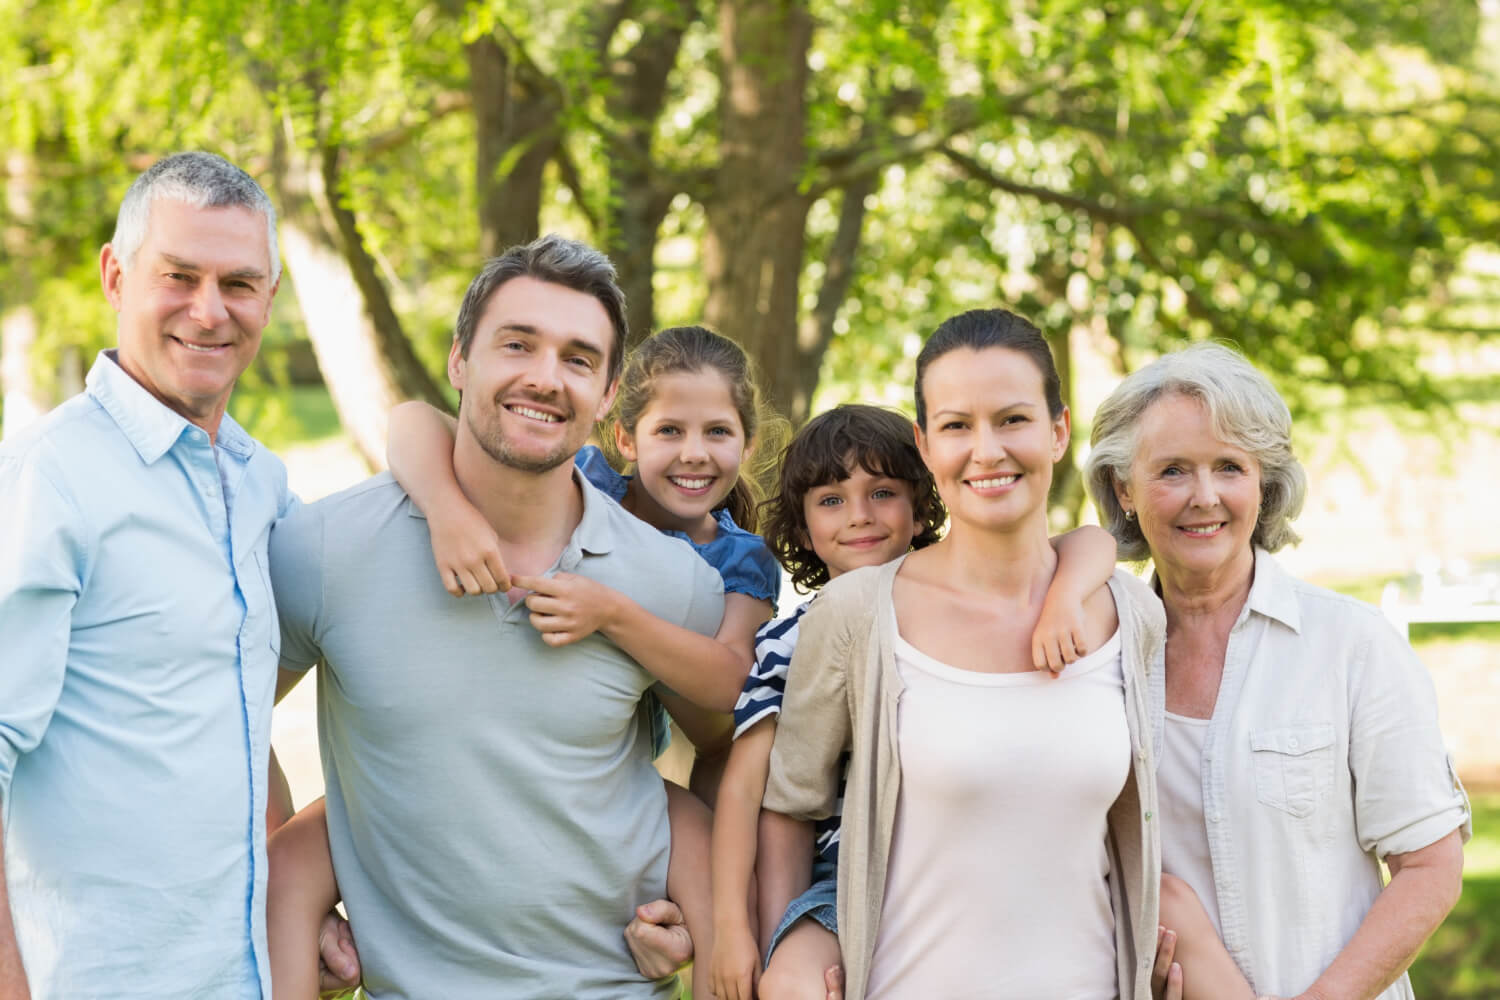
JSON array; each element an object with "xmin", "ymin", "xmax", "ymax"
[
  {"xmin": 111, "ymin": 152, "xmax": 281, "ymax": 284},
  {"xmin": 1085, "ymin": 342, "xmax": 1307, "ymax": 561}
]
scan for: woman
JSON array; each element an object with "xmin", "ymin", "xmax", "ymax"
[
  {"xmin": 1085, "ymin": 343, "xmax": 1470, "ymax": 1000},
  {"xmin": 762, "ymin": 309, "xmax": 1167, "ymax": 1000}
]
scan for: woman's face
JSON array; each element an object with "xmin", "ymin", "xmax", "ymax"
[
  {"xmin": 916, "ymin": 346, "xmax": 1068, "ymax": 534},
  {"xmin": 1115, "ymin": 392, "xmax": 1261, "ymax": 586}
]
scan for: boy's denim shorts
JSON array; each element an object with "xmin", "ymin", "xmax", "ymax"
[{"xmin": 765, "ymin": 858, "xmax": 838, "ymax": 964}]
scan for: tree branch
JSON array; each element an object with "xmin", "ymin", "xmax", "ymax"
[{"xmin": 361, "ymin": 91, "xmax": 473, "ymax": 157}]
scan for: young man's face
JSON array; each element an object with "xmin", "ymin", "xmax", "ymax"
[
  {"xmin": 101, "ymin": 199, "xmax": 278, "ymax": 433},
  {"xmin": 448, "ymin": 275, "xmax": 618, "ymax": 474}
]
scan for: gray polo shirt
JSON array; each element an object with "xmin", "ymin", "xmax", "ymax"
[{"xmin": 271, "ymin": 471, "xmax": 724, "ymax": 999}]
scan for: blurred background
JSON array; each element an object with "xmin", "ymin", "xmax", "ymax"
[{"xmin": 4, "ymin": 0, "xmax": 1500, "ymax": 992}]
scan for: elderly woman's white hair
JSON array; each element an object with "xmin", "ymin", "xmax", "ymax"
[{"xmin": 1085, "ymin": 342, "xmax": 1307, "ymax": 561}]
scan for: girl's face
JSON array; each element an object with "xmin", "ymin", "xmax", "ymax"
[
  {"xmin": 915, "ymin": 346, "xmax": 1068, "ymax": 535},
  {"xmin": 615, "ymin": 369, "xmax": 748, "ymax": 541},
  {"xmin": 801, "ymin": 462, "xmax": 921, "ymax": 580}
]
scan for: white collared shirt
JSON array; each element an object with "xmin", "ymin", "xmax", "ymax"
[{"xmin": 1151, "ymin": 550, "xmax": 1471, "ymax": 1000}]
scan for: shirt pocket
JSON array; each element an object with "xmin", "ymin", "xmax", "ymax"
[{"xmin": 1250, "ymin": 723, "xmax": 1336, "ymax": 818}]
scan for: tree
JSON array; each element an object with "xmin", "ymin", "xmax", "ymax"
[{"xmin": 4, "ymin": 0, "xmax": 1498, "ymax": 503}]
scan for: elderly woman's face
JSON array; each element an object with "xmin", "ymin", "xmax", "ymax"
[{"xmin": 1115, "ymin": 393, "xmax": 1261, "ymax": 584}]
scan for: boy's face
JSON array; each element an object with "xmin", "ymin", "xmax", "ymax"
[{"xmin": 801, "ymin": 462, "xmax": 922, "ymax": 580}]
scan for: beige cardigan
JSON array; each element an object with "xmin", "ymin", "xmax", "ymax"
[{"xmin": 763, "ymin": 557, "xmax": 1166, "ymax": 1000}]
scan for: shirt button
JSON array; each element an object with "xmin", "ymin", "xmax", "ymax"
[
  {"xmin": 1137, "ymin": 748, "xmax": 1147, "ymax": 761},
  {"xmin": 1144, "ymin": 811, "xmax": 1153, "ymax": 821},
  {"xmin": 1209, "ymin": 811, "xmax": 1222, "ymax": 823},
  {"xmin": 1289, "ymin": 737, "xmax": 1300, "ymax": 749}
]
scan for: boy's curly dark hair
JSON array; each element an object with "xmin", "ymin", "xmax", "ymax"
[{"xmin": 761, "ymin": 404, "xmax": 945, "ymax": 593}]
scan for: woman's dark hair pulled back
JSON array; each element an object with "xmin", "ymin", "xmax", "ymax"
[{"xmin": 913, "ymin": 308, "xmax": 1065, "ymax": 428}]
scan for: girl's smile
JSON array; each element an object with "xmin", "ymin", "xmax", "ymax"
[{"xmin": 616, "ymin": 369, "xmax": 748, "ymax": 544}]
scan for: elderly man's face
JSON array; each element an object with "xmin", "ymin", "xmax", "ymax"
[
  {"xmin": 1115, "ymin": 392, "xmax": 1261, "ymax": 586},
  {"xmin": 100, "ymin": 199, "xmax": 278, "ymax": 434}
]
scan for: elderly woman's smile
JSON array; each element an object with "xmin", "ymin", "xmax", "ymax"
[{"xmin": 1118, "ymin": 392, "xmax": 1262, "ymax": 587}]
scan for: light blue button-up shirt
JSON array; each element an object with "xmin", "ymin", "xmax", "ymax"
[{"xmin": 0, "ymin": 351, "xmax": 291, "ymax": 999}]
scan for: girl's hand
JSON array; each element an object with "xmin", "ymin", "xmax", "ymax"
[
  {"xmin": 1151, "ymin": 924, "xmax": 1184, "ymax": 1000},
  {"xmin": 709, "ymin": 920, "xmax": 760, "ymax": 1000},
  {"xmin": 428, "ymin": 496, "xmax": 510, "ymax": 596},
  {"xmin": 1031, "ymin": 592, "xmax": 1089, "ymax": 673},
  {"xmin": 514, "ymin": 572, "xmax": 620, "ymax": 646},
  {"xmin": 824, "ymin": 964, "xmax": 845, "ymax": 1000}
]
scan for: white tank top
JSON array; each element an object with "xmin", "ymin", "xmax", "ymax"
[
  {"xmin": 1158, "ymin": 711, "xmax": 1223, "ymax": 936},
  {"xmin": 865, "ymin": 629, "xmax": 1129, "ymax": 1000}
]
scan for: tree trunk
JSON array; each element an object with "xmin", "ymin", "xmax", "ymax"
[
  {"xmin": 1, "ymin": 150, "xmax": 45, "ymax": 438},
  {"xmin": 603, "ymin": 0, "xmax": 697, "ymax": 343},
  {"xmin": 703, "ymin": 0, "xmax": 813, "ymax": 419},
  {"xmin": 467, "ymin": 34, "xmax": 558, "ymax": 257},
  {"xmin": 1046, "ymin": 320, "xmax": 1086, "ymax": 530},
  {"xmin": 275, "ymin": 133, "xmax": 448, "ymax": 469},
  {"xmin": 788, "ymin": 177, "xmax": 874, "ymax": 423}
]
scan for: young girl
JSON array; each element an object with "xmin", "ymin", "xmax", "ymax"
[
  {"xmin": 708, "ymin": 403, "xmax": 1123, "ymax": 1000},
  {"xmin": 759, "ymin": 309, "xmax": 1166, "ymax": 1000},
  {"xmin": 266, "ymin": 326, "xmax": 780, "ymax": 999}
]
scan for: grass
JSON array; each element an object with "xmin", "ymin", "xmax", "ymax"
[{"xmin": 1409, "ymin": 792, "xmax": 1500, "ymax": 997}]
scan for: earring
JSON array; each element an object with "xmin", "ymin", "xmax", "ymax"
[{"xmin": 1124, "ymin": 509, "xmax": 1136, "ymax": 522}]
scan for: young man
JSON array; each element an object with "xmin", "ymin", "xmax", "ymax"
[{"xmin": 271, "ymin": 236, "xmax": 726, "ymax": 997}]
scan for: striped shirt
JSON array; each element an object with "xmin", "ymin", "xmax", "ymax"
[{"xmin": 733, "ymin": 600, "xmax": 845, "ymax": 865}]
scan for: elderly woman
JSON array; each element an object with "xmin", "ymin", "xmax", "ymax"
[{"xmin": 1085, "ymin": 343, "xmax": 1470, "ymax": 1000}]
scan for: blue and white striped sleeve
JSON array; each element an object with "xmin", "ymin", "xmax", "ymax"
[{"xmin": 731, "ymin": 600, "xmax": 810, "ymax": 740}]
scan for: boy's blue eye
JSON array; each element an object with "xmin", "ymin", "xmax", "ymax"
[
  {"xmin": 817, "ymin": 495, "xmax": 843, "ymax": 506},
  {"xmin": 872, "ymin": 488, "xmax": 896, "ymax": 500}
]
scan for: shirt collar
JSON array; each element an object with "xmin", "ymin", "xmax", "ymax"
[
  {"xmin": 1149, "ymin": 546, "xmax": 1302, "ymax": 635},
  {"xmin": 86, "ymin": 350, "xmax": 194, "ymax": 464},
  {"xmin": 1245, "ymin": 547, "xmax": 1302, "ymax": 633},
  {"xmin": 404, "ymin": 462, "xmax": 616, "ymax": 557},
  {"xmin": 572, "ymin": 467, "xmax": 615, "ymax": 556}
]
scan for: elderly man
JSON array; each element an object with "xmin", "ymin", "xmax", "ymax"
[
  {"xmin": 269, "ymin": 235, "xmax": 725, "ymax": 997},
  {"xmin": 0, "ymin": 153, "xmax": 295, "ymax": 998}
]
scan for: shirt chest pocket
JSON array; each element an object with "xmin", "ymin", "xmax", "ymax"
[{"xmin": 1250, "ymin": 723, "xmax": 1336, "ymax": 818}]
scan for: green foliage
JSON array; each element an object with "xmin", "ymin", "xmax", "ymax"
[{"xmin": 3, "ymin": 0, "xmax": 1498, "ymax": 450}]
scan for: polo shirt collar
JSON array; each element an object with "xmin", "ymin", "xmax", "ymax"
[
  {"xmin": 572, "ymin": 467, "xmax": 616, "ymax": 556},
  {"xmin": 403, "ymin": 460, "xmax": 616, "ymax": 557},
  {"xmin": 1246, "ymin": 547, "xmax": 1301, "ymax": 633}
]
